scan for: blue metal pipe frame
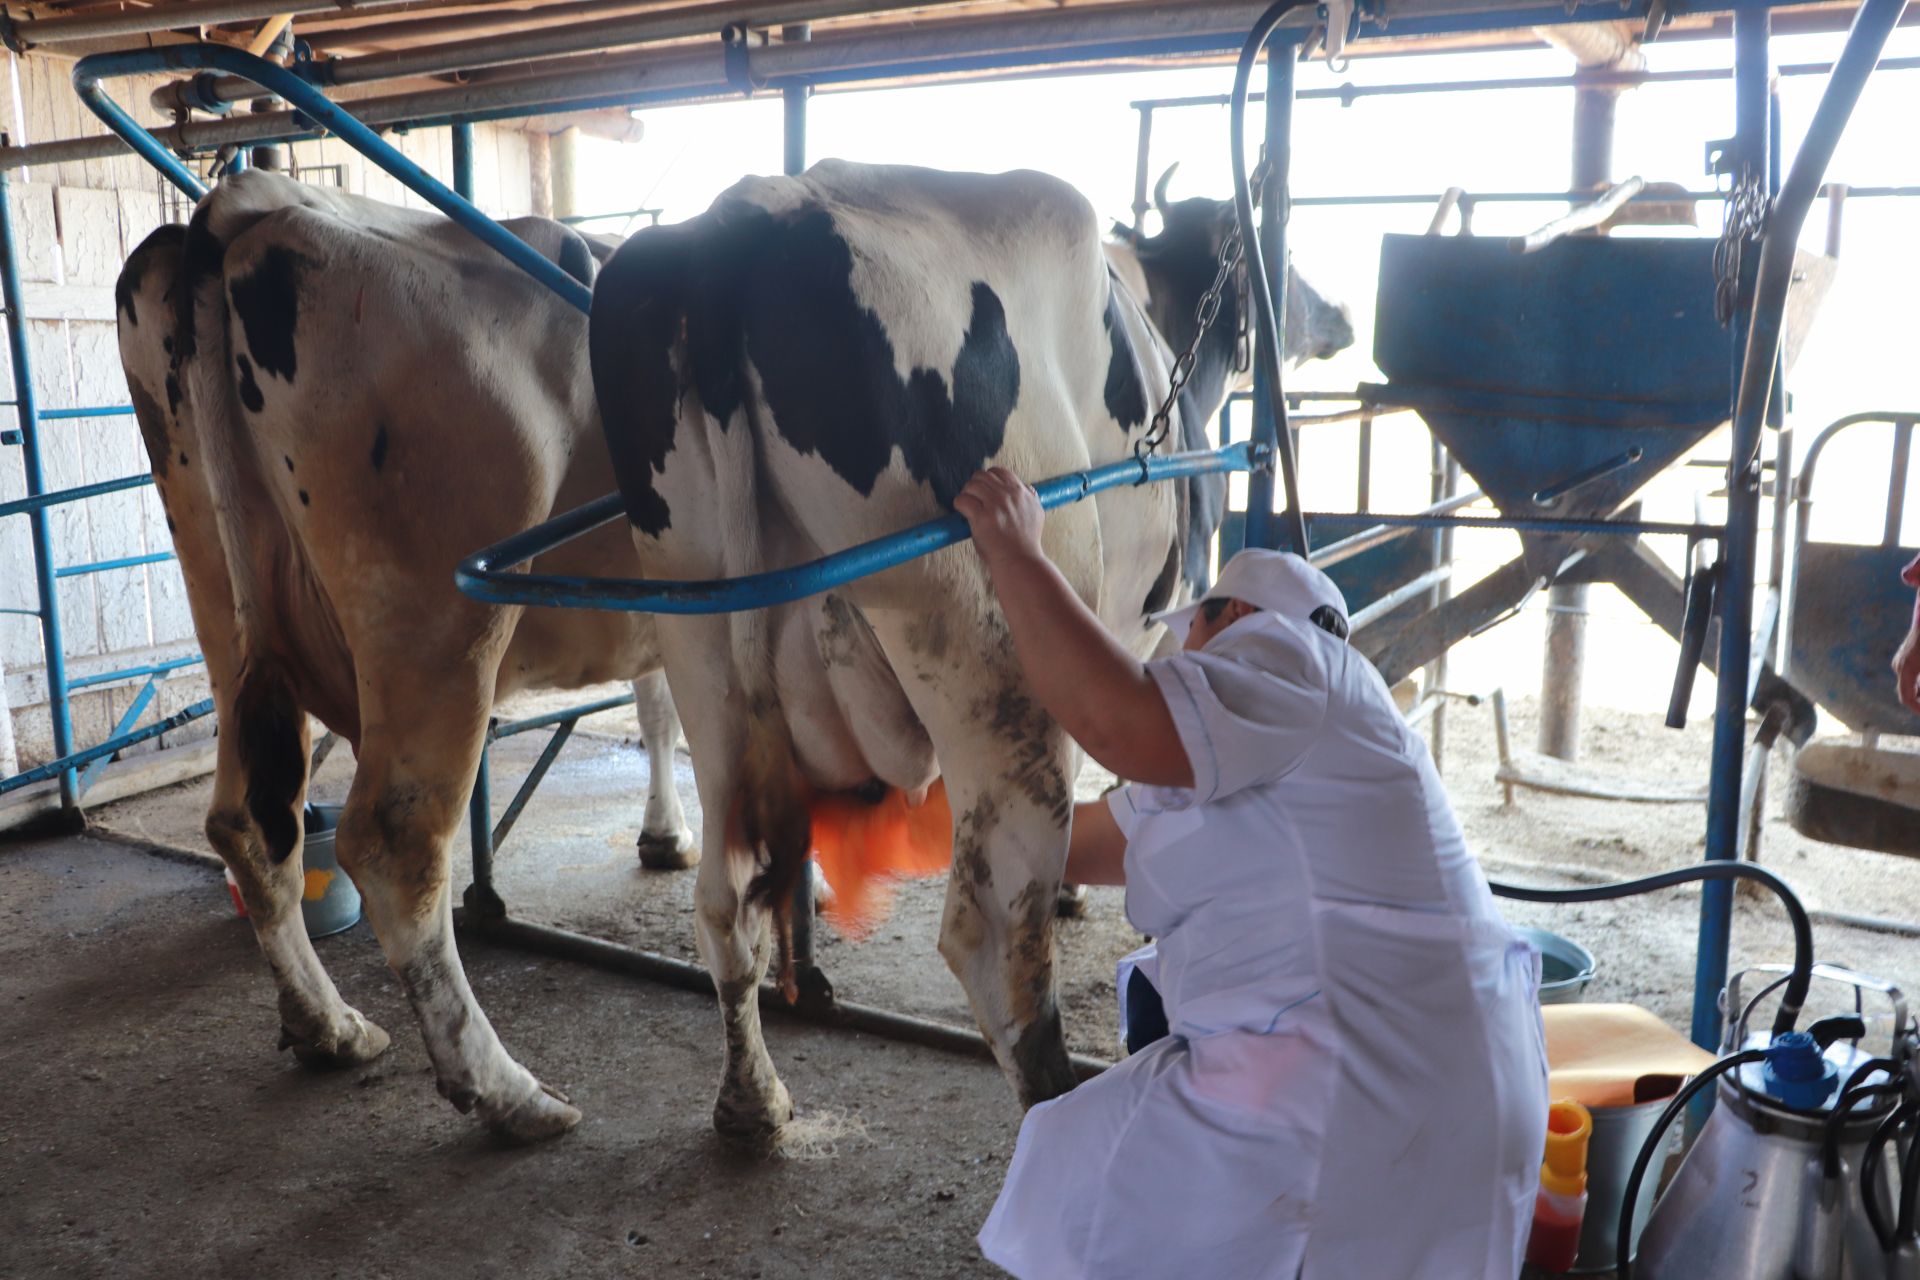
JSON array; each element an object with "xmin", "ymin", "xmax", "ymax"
[
  {"xmin": 457, "ymin": 443, "xmax": 1274, "ymax": 613},
  {"xmin": 1691, "ymin": 0, "xmax": 1912, "ymax": 1054},
  {"xmin": 30, "ymin": 5, "xmax": 1906, "ymax": 1060},
  {"xmin": 0, "ymin": 166, "xmax": 78, "ymax": 809}
]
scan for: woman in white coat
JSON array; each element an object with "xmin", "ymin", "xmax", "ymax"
[{"xmin": 954, "ymin": 468, "xmax": 1549, "ymax": 1280}]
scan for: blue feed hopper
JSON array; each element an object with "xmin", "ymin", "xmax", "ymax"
[
  {"xmin": 1373, "ymin": 233, "xmax": 1734, "ymax": 527},
  {"xmin": 1353, "ymin": 231, "xmax": 1832, "ymax": 683}
]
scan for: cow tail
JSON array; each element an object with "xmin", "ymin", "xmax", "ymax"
[
  {"xmin": 177, "ymin": 199, "xmax": 275, "ymax": 668},
  {"xmin": 728, "ymin": 371, "xmax": 811, "ymax": 1003},
  {"xmin": 596, "ymin": 216, "xmax": 814, "ymax": 1000}
]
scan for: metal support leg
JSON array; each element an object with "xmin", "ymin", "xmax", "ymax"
[
  {"xmin": 463, "ymin": 722, "xmax": 504, "ymax": 921},
  {"xmin": 1131, "ymin": 105, "xmax": 1154, "ymax": 233},
  {"xmin": 1538, "ymin": 74, "xmax": 1621, "ymax": 762},
  {"xmin": 1245, "ymin": 42, "xmax": 1294, "ymax": 552},
  {"xmin": 450, "ymin": 120, "xmax": 474, "ymax": 201},
  {"xmin": 0, "ymin": 168, "xmax": 79, "ymax": 815}
]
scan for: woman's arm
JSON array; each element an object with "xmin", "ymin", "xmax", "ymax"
[
  {"xmin": 954, "ymin": 468, "xmax": 1193, "ymax": 788},
  {"xmin": 1066, "ymin": 799, "xmax": 1129, "ymax": 886}
]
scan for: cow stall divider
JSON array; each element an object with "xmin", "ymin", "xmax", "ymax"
[
  {"xmin": 0, "ymin": 167, "xmax": 213, "ymax": 817},
  {"xmin": 16, "ymin": 0, "xmax": 1904, "ymax": 1082}
]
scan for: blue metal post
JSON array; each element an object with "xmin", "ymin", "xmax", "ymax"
[
  {"xmin": 0, "ymin": 167, "xmax": 79, "ymax": 811},
  {"xmin": 1691, "ymin": 7, "xmax": 1773, "ymax": 1054},
  {"xmin": 451, "ymin": 121, "xmax": 474, "ymax": 201},
  {"xmin": 1245, "ymin": 40, "xmax": 1294, "ymax": 551}
]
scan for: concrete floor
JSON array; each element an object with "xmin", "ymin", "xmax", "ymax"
[
  {"xmin": 6, "ymin": 690, "xmax": 1919, "ymax": 1279},
  {"xmin": 1, "ymin": 833, "xmax": 1018, "ymax": 1280}
]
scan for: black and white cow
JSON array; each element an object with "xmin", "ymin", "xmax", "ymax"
[
  {"xmin": 588, "ymin": 160, "xmax": 1351, "ymax": 1138},
  {"xmin": 115, "ymin": 171, "xmax": 693, "ymax": 1143}
]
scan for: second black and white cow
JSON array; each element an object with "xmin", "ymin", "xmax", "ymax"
[{"xmin": 589, "ymin": 160, "xmax": 1349, "ymax": 1138}]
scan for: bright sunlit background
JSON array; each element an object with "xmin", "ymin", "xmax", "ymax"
[{"xmin": 572, "ymin": 27, "xmax": 1920, "ymax": 721}]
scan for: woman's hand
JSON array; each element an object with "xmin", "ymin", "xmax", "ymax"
[
  {"xmin": 954, "ymin": 467, "xmax": 1045, "ymax": 577},
  {"xmin": 1896, "ymin": 618, "xmax": 1920, "ymax": 715}
]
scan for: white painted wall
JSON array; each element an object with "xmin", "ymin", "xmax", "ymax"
[{"xmin": 0, "ymin": 49, "xmax": 536, "ymax": 771}]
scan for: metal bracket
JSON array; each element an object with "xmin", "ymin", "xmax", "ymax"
[{"xmin": 721, "ymin": 24, "xmax": 766, "ymax": 97}]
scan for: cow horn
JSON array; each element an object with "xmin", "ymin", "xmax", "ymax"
[{"xmin": 1153, "ymin": 162, "xmax": 1180, "ymax": 219}]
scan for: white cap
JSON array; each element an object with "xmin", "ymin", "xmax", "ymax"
[{"xmin": 1152, "ymin": 548, "xmax": 1349, "ymax": 644}]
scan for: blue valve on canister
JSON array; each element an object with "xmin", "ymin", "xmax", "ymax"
[{"xmin": 1761, "ymin": 1030, "xmax": 1839, "ymax": 1110}]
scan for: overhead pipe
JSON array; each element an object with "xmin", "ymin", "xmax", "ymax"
[
  {"xmin": 170, "ymin": 0, "xmax": 983, "ymax": 108},
  {"xmin": 36, "ymin": 0, "xmax": 1288, "ymax": 170},
  {"xmin": 3, "ymin": 0, "xmax": 440, "ymax": 49},
  {"xmin": 30, "ymin": 0, "xmax": 1654, "ymax": 172}
]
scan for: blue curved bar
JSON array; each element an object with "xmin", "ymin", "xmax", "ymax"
[
  {"xmin": 457, "ymin": 443, "xmax": 1271, "ymax": 615},
  {"xmin": 72, "ymin": 45, "xmax": 594, "ymax": 315}
]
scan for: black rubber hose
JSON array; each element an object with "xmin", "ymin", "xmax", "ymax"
[
  {"xmin": 1861, "ymin": 1101, "xmax": 1912, "ymax": 1252},
  {"xmin": 1899, "ymin": 1104, "xmax": 1920, "ymax": 1241},
  {"xmin": 1822, "ymin": 1061, "xmax": 1899, "ymax": 1179},
  {"xmin": 1229, "ymin": 0, "xmax": 1317, "ymax": 558},
  {"xmin": 1614, "ymin": 1049, "xmax": 1767, "ymax": 1280},
  {"xmin": 1489, "ymin": 861, "xmax": 1813, "ymax": 1038}
]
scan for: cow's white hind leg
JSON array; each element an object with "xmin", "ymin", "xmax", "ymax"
[
  {"xmin": 692, "ymin": 786, "xmax": 792, "ymax": 1143},
  {"xmin": 207, "ymin": 671, "xmax": 389, "ymax": 1068},
  {"xmin": 651, "ymin": 614, "xmax": 792, "ymax": 1143},
  {"xmin": 631, "ymin": 671, "xmax": 696, "ymax": 869},
  {"xmin": 337, "ymin": 726, "xmax": 579, "ymax": 1143},
  {"xmin": 867, "ymin": 608, "xmax": 1080, "ymax": 1108}
]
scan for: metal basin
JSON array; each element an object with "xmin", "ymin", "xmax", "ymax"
[
  {"xmin": 1518, "ymin": 925, "xmax": 1597, "ymax": 1004},
  {"xmin": 300, "ymin": 804, "xmax": 361, "ymax": 938}
]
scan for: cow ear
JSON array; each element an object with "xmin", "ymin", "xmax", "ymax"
[{"xmin": 1110, "ymin": 220, "xmax": 1140, "ymax": 244}]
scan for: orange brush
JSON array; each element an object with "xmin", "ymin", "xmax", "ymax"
[{"xmin": 806, "ymin": 779, "xmax": 953, "ymax": 936}]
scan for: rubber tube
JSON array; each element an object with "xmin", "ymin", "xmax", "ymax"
[
  {"xmin": 1228, "ymin": 0, "xmax": 1317, "ymax": 557},
  {"xmin": 1614, "ymin": 1049, "xmax": 1767, "ymax": 1280},
  {"xmin": 1862, "ymin": 1102, "xmax": 1913, "ymax": 1252},
  {"xmin": 1489, "ymin": 861, "xmax": 1813, "ymax": 1038}
]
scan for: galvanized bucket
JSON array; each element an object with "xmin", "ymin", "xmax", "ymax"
[
  {"xmin": 299, "ymin": 804, "xmax": 361, "ymax": 938},
  {"xmin": 1518, "ymin": 925, "xmax": 1598, "ymax": 1004},
  {"xmin": 1569, "ymin": 1093, "xmax": 1674, "ymax": 1273}
]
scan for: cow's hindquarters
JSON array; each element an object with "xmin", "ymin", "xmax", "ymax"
[{"xmin": 118, "ymin": 226, "xmax": 390, "ymax": 1071}]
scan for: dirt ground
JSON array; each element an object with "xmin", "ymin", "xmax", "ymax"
[{"xmin": 4, "ymin": 689, "xmax": 1919, "ymax": 1279}]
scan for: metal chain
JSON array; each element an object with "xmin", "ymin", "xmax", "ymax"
[
  {"xmin": 1138, "ymin": 150, "xmax": 1273, "ymax": 459},
  {"xmin": 1714, "ymin": 165, "xmax": 1769, "ymax": 327}
]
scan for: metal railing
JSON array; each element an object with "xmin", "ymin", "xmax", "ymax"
[{"xmin": 0, "ymin": 167, "xmax": 209, "ymax": 806}]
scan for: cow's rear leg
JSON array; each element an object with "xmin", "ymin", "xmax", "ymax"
[
  {"xmin": 631, "ymin": 671, "xmax": 696, "ymax": 869},
  {"xmin": 869, "ymin": 611, "xmax": 1079, "ymax": 1108},
  {"xmin": 338, "ymin": 723, "xmax": 579, "ymax": 1142},
  {"xmin": 691, "ymin": 754, "xmax": 793, "ymax": 1143},
  {"xmin": 207, "ymin": 672, "xmax": 390, "ymax": 1068}
]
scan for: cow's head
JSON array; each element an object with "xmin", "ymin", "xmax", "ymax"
[{"xmin": 1112, "ymin": 163, "xmax": 1354, "ymax": 423}]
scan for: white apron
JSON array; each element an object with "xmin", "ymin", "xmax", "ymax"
[{"xmin": 979, "ymin": 613, "xmax": 1549, "ymax": 1280}]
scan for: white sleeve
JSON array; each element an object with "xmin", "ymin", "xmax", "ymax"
[{"xmin": 1137, "ymin": 615, "xmax": 1332, "ymax": 806}]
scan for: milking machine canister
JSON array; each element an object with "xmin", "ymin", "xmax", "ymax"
[{"xmin": 1621, "ymin": 964, "xmax": 1916, "ymax": 1280}]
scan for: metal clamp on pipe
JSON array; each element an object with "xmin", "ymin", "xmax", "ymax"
[{"xmin": 151, "ymin": 71, "xmax": 240, "ymax": 118}]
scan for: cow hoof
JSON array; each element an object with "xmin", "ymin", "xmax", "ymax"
[
  {"xmin": 281, "ymin": 1012, "xmax": 392, "ymax": 1070},
  {"xmin": 636, "ymin": 830, "xmax": 698, "ymax": 871},
  {"xmin": 489, "ymin": 1082, "xmax": 582, "ymax": 1145},
  {"xmin": 712, "ymin": 1081, "xmax": 793, "ymax": 1147},
  {"xmin": 1056, "ymin": 883, "xmax": 1089, "ymax": 919}
]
